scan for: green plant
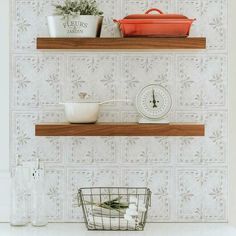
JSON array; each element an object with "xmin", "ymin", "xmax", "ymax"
[
  {"xmin": 53, "ymin": 0, "xmax": 103, "ymax": 18},
  {"xmin": 84, "ymin": 196, "xmax": 129, "ymax": 213}
]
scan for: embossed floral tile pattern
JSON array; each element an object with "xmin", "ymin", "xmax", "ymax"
[
  {"xmin": 177, "ymin": 0, "xmax": 227, "ymax": 50},
  {"xmin": 10, "ymin": 0, "xmax": 228, "ymax": 223},
  {"xmin": 11, "ymin": 53, "xmax": 227, "ymax": 111},
  {"xmin": 176, "ymin": 168, "xmax": 227, "ymax": 222},
  {"xmin": 177, "ymin": 55, "xmax": 227, "ymax": 109},
  {"xmin": 12, "ymin": 55, "xmax": 64, "ymax": 108}
]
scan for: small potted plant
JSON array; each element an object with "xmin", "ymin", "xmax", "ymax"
[{"xmin": 47, "ymin": 0, "xmax": 103, "ymax": 37}]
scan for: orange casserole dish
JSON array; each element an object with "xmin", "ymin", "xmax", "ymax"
[{"xmin": 114, "ymin": 8, "xmax": 196, "ymax": 38}]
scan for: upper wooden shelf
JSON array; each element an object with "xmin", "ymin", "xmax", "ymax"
[
  {"xmin": 37, "ymin": 37, "xmax": 206, "ymax": 50},
  {"xmin": 35, "ymin": 123, "xmax": 205, "ymax": 137}
]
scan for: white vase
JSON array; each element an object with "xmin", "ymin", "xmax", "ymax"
[{"xmin": 47, "ymin": 15, "xmax": 103, "ymax": 38}]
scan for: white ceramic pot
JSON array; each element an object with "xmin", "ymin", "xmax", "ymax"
[
  {"xmin": 64, "ymin": 102, "xmax": 99, "ymax": 123},
  {"xmin": 62, "ymin": 100, "xmax": 128, "ymax": 123},
  {"xmin": 47, "ymin": 15, "xmax": 103, "ymax": 37}
]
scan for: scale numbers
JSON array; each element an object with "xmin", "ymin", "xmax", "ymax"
[{"xmin": 136, "ymin": 84, "xmax": 172, "ymax": 120}]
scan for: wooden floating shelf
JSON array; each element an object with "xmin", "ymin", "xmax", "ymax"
[
  {"xmin": 37, "ymin": 37, "xmax": 206, "ymax": 50},
  {"xmin": 35, "ymin": 123, "xmax": 205, "ymax": 137}
]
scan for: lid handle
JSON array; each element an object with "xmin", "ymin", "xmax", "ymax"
[{"xmin": 145, "ymin": 8, "xmax": 164, "ymax": 15}]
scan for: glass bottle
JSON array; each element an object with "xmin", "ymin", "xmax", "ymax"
[
  {"xmin": 10, "ymin": 161, "xmax": 29, "ymax": 226},
  {"xmin": 31, "ymin": 159, "xmax": 48, "ymax": 227}
]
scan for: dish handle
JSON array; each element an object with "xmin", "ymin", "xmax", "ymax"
[
  {"xmin": 99, "ymin": 99, "xmax": 131, "ymax": 105},
  {"xmin": 145, "ymin": 8, "xmax": 164, "ymax": 15}
]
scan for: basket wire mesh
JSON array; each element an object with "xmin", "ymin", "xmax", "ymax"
[{"xmin": 78, "ymin": 187, "xmax": 151, "ymax": 231}]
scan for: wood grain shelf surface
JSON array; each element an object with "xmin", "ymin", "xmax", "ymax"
[
  {"xmin": 37, "ymin": 37, "xmax": 206, "ymax": 49},
  {"xmin": 35, "ymin": 123, "xmax": 205, "ymax": 137}
]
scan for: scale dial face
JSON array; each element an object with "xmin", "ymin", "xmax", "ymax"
[{"xmin": 136, "ymin": 84, "xmax": 172, "ymax": 120}]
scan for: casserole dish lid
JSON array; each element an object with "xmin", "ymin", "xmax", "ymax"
[{"xmin": 124, "ymin": 8, "xmax": 189, "ymax": 20}]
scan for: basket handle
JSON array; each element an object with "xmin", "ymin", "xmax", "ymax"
[
  {"xmin": 145, "ymin": 8, "xmax": 164, "ymax": 15},
  {"xmin": 148, "ymin": 189, "xmax": 152, "ymax": 207},
  {"xmin": 77, "ymin": 189, "xmax": 82, "ymax": 207}
]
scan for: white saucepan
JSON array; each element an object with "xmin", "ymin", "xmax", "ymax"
[{"xmin": 61, "ymin": 100, "xmax": 128, "ymax": 123}]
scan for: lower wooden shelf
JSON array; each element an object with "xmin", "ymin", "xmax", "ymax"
[{"xmin": 35, "ymin": 123, "xmax": 205, "ymax": 137}]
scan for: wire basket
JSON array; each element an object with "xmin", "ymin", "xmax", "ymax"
[{"xmin": 78, "ymin": 187, "xmax": 151, "ymax": 231}]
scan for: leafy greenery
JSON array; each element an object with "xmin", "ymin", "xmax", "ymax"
[
  {"xmin": 85, "ymin": 196, "xmax": 129, "ymax": 213},
  {"xmin": 99, "ymin": 197, "xmax": 129, "ymax": 211},
  {"xmin": 53, "ymin": 0, "xmax": 103, "ymax": 17}
]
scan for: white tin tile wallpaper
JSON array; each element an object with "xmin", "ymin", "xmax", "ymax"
[{"xmin": 10, "ymin": 0, "xmax": 228, "ymax": 222}]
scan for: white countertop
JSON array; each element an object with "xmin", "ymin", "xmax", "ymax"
[{"xmin": 0, "ymin": 223, "xmax": 236, "ymax": 236}]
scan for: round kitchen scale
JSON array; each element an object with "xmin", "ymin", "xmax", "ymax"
[{"xmin": 136, "ymin": 84, "xmax": 172, "ymax": 124}]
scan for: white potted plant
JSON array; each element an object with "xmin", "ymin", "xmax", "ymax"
[{"xmin": 47, "ymin": 0, "xmax": 103, "ymax": 37}]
